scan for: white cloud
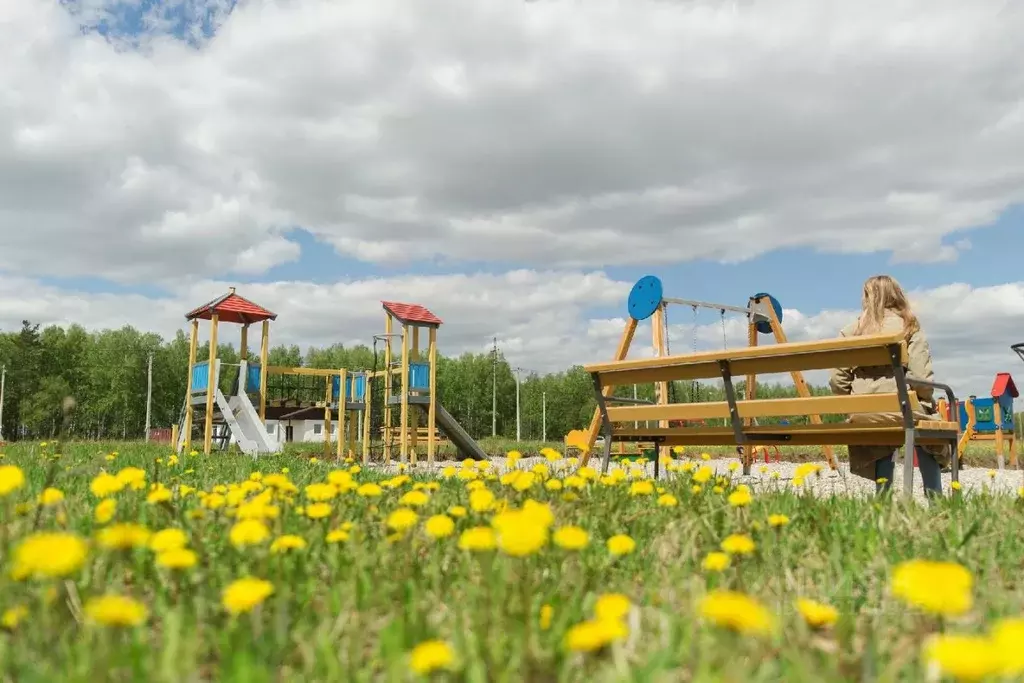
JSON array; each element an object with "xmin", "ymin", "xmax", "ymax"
[
  {"xmin": 3, "ymin": 1, "xmax": 1024, "ymax": 281},
  {"xmin": 3, "ymin": 274, "xmax": 1024, "ymax": 400}
]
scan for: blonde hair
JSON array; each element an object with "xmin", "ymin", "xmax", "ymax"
[{"xmin": 853, "ymin": 275, "xmax": 920, "ymax": 340}]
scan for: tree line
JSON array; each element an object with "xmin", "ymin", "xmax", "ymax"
[{"xmin": 0, "ymin": 320, "xmax": 869, "ymax": 443}]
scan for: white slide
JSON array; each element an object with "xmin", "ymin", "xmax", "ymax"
[{"xmin": 214, "ymin": 389, "xmax": 282, "ymax": 457}]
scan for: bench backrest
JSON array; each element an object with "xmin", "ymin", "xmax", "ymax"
[{"xmin": 583, "ymin": 330, "xmax": 908, "ymax": 388}]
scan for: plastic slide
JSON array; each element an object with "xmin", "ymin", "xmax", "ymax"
[{"xmin": 417, "ymin": 403, "xmax": 487, "ymax": 461}]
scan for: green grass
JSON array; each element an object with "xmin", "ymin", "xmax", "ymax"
[{"xmin": 0, "ymin": 440, "xmax": 1021, "ymax": 682}]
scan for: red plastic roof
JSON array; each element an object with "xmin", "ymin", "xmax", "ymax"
[
  {"xmin": 992, "ymin": 372, "xmax": 1018, "ymax": 398},
  {"xmin": 185, "ymin": 289, "xmax": 277, "ymax": 325},
  {"xmin": 382, "ymin": 301, "xmax": 443, "ymax": 326}
]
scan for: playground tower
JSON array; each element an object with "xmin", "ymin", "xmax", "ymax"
[
  {"xmin": 365, "ymin": 301, "xmax": 486, "ymax": 464},
  {"xmin": 179, "ymin": 288, "xmax": 278, "ymax": 456}
]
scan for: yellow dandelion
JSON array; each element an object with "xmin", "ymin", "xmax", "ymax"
[
  {"xmin": 84, "ymin": 594, "xmax": 148, "ymax": 627},
  {"xmin": 458, "ymin": 527, "xmax": 497, "ymax": 552},
  {"xmin": 424, "ymin": 514, "xmax": 456, "ymax": 539},
  {"xmin": 222, "ymin": 577, "xmax": 274, "ymax": 614},
  {"xmin": 0, "ymin": 465, "xmax": 25, "ymax": 497},
  {"xmin": 767, "ymin": 513, "xmax": 790, "ymax": 528},
  {"xmin": 891, "ymin": 559, "xmax": 972, "ymax": 616},
  {"xmin": 305, "ymin": 502, "xmax": 332, "ymax": 519},
  {"xmin": 38, "ymin": 487, "xmax": 64, "ymax": 506},
  {"xmin": 229, "ymin": 519, "xmax": 270, "ymax": 548},
  {"xmin": 594, "ymin": 593, "xmax": 631, "ymax": 621},
  {"xmin": 796, "ymin": 598, "xmax": 838, "ymax": 629},
  {"xmin": 552, "ymin": 525, "xmax": 590, "ymax": 550},
  {"xmin": 720, "ymin": 534, "xmax": 755, "ymax": 555},
  {"xmin": 96, "ymin": 523, "xmax": 151, "ymax": 550},
  {"xmin": 409, "ymin": 639, "xmax": 455, "ymax": 675},
  {"xmin": 149, "ymin": 528, "xmax": 188, "ymax": 553},
  {"xmin": 564, "ymin": 618, "xmax": 628, "ymax": 652},
  {"xmin": 10, "ymin": 532, "xmax": 88, "ymax": 580},
  {"xmin": 702, "ymin": 552, "xmax": 731, "ymax": 572},
  {"xmin": 699, "ymin": 590, "xmax": 774, "ymax": 637},
  {"xmin": 607, "ymin": 534, "xmax": 636, "ymax": 556},
  {"xmin": 922, "ymin": 634, "xmax": 1001, "ymax": 682},
  {"xmin": 270, "ymin": 535, "xmax": 307, "ymax": 553},
  {"xmin": 155, "ymin": 548, "xmax": 198, "ymax": 570}
]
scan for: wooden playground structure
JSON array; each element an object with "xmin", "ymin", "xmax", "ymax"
[
  {"xmin": 172, "ymin": 290, "xmax": 484, "ymax": 464},
  {"xmin": 937, "ymin": 372, "xmax": 1018, "ymax": 469},
  {"xmin": 364, "ymin": 302, "xmax": 485, "ymax": 465},
  {"xmin": 174, "ymin": 288, "xmax": 366, "ymax": 458},
  {"xmin": 579, "ymin": 276, "xmax": 834, "ymax": 472}
]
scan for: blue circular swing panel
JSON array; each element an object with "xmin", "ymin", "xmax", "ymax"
[
  {"xmin": 752, "ymin": 292, "xmax": 783, "ymax": 334},
  {"xmin": 627, "ymin": 275, "xmax": 663, "ymax": 321}
]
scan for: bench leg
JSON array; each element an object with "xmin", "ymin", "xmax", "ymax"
[{"xmin": 589, "ymin": 372, "xmax": 615, "ymax": 475}]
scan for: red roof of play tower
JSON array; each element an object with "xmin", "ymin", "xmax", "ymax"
[
  {"xmin": 992, "ymin": 373, "xmax": 1019, "ymax": 398},
  {"xmin": 185, "ymin": 288, "xmax": 278, "ymax": 325},
  {"xmin": 382, "ymin": 301, "xmax": 443, "ymax": 326}
]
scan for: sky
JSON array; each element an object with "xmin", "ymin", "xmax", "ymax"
[{"xmin": 3, "ymin": 0, "xmax": 1024, "ymax": 396}]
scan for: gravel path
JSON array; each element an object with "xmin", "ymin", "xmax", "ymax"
[{"xmin": 381, "ymin": 456, "xmax": 1024, "ymax": 503}]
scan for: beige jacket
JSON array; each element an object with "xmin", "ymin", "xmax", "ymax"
[{"xmin": 829, "ymin": 311, "xmax": 950, "ymax": 479}]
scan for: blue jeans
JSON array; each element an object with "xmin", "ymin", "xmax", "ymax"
[{"xmin": 874, "ymin": 448, "xmax": 943, "ymax": 497}]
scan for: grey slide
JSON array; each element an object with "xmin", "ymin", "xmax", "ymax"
[{"xmin": 416, "ymin": 403, "xmax": 488, "ymax": 461}]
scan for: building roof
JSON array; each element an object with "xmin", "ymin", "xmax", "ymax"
[
  {"xmin": 185, "ymin": 288, "xmax": 278, "ymax": 325},
  {"xmin": 381, "ymin": 301, "xmax": 443, "ymax": 327},
  {"xmin": 992, "ymin": 372, "xmax": 1018, "ymax": 398}
]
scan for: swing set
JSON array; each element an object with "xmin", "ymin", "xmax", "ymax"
[{"xmin": 580, "ymin": 275, "xmax": 837, "ymax": 471}]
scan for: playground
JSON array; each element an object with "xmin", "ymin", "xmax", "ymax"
[
  {"xmin": 3, "ymin": 278, "xmax": 1024, "ymax": 680},
  {"xmin": 170, "ymin": 279, "xmax": 1024, "ymax": 500}
]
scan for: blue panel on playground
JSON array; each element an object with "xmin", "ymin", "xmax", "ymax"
[
  {"xmin": 627, "ymin": 275, "xmax": 663, "ymax": 321},
  {"xmin": 751, "ymin": 292, "xmax": 783, "ymax": 335},
  {"xmin": 191, "ymin": 362, "xmax": 209, "ymax": 393},
  {"xmin": 409, "ymin": 362, "xmax": 430, "ymax": 391},
  {"xmin": 331, "ymin": 373, "xmax": 368, "ymax": 402},
  {"xmin": 350, "ymin": 373, "xmax": 367, "ymax": 401},
  {"xmin": 245, "ymin": 364, "xmax": 262, "ymax": 393},
  {"xmin": 961, "ymin": 398, "xmax": 997, "ymax": 432}
]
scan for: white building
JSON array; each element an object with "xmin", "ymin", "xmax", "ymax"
[{"xmin": 263, "ymin": 419, "xmax": 354, "ymax": 445}]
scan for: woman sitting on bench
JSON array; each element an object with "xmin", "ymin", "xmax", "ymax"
[{"xmin": 829, "ymin": 275, "xmax": 948, "ymax": 496}]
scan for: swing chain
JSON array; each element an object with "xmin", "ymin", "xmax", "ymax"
[{"xmin": 720, "ymin": 309, "xmax": 728, "ymax": 349}]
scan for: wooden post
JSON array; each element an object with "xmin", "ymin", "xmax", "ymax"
[
  {"xmin": 362, "ymin": 375, "xmax": 372, "ymax": 464},
  {"xmin": 383, "ymin": 314, "xmax": 393, "ymax": 464},
  {"xmin": 767, "ymin": 306, "xmax": 837, "ymax": 469},
  {"xmin": 410, "ymin": 326, "xmax": 420, "ymax": 464},
  {"xmin": 259, "ymin": 320, "xmax": 270, "ymax": 421},
  {"xmin": 336, "ymin": 369, "xmax": 347, "ymax": 460},
  {"xmin": 995, "ymin": 426, "xmax": 1005, "ymax": 470},
  {"xmin": 240, "ymin": 324, "xmax": 249, "ymax": 363},
  {"xmin": 400, "ymin": 323, "xmax": 410, "ymax": 464},
  {"xmin": 183, "ymin": 319, "xmax": 199, "ymax": 452},
  {"xmin": 428, "ymin": 326, "xmax": 438, "ymax": 466},
  {"xmin": 739, "ymin": 320, "xmax": 759, "ymax": 468},
  {"xmin": 651, "ymin": 304, "xmax": 669, "ymax": 463},
  {"xmin": 323, "ymin": 375, "xmax": 333, "ymax": 458},
  {"xmin": 581, "ymin": 317, "xmax": 638, "ymax": 466},
  {"xmin": 203, "ymin": 315, "xmax": 219, "ymax": 456}
]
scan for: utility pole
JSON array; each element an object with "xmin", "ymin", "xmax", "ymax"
[
  {"xmin": 144, "ymin": 352, "xmax": 153, "ymax": 442},
  {"xmin": 0, "ymin": 364, "xmax": 6, "ymax": 441},
  {"xmin": 491, "ymin": 337, "xmax": 497, "ymax": 438},
  {"xmin": 542, "ymin": 391, "xmax": 546, "ymax": 442}
]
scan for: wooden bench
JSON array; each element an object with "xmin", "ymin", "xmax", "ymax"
[{"xmin": 583, "ymin": 330, "xmax": 961, "ymax": 496}]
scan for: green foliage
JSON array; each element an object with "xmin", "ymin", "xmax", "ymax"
[{"xmin": 3, "ymin": 319, "xmax": 1018, "ymax": 445}]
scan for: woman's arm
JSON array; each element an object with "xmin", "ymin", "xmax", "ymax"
[
  {"xmin": 829, "ymin": 325, "xmax": 854, "ymax": 395},
  {"xmin": 907, "ymin": 329, "xmax": 936, "ymax": 405}
]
